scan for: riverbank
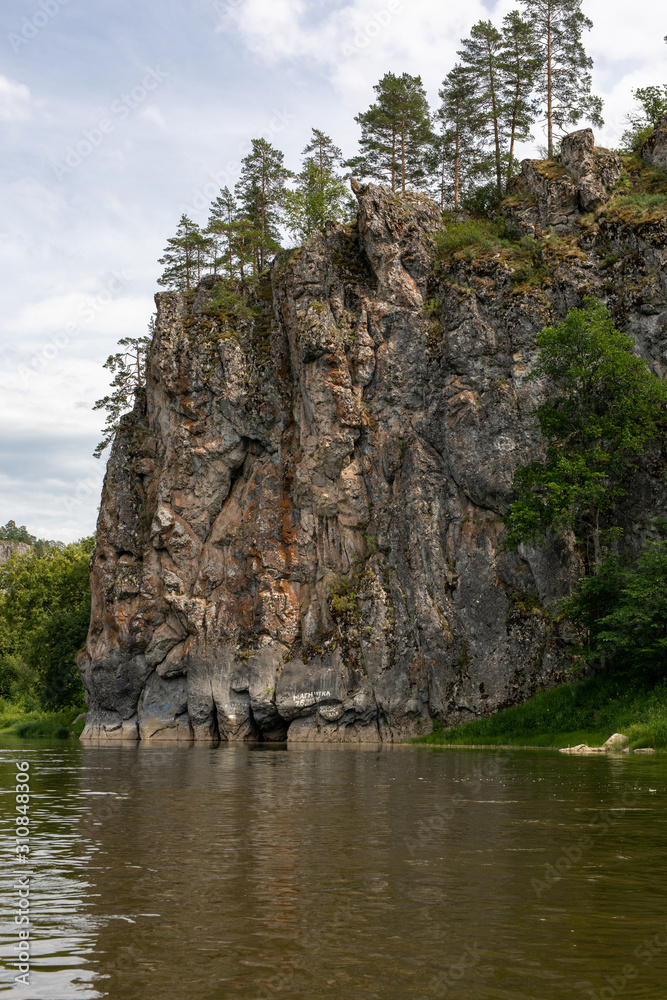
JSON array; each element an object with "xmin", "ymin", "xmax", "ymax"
[
  {"xmin": 414, "ymin": 669, "xmax": 667, "ymax": 750},
  {"xmin": 0, "ymin": 702, "xmax": 86, "ymax": 739}
]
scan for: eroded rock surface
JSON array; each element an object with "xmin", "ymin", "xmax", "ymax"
[
  {"xmin": 510, "ymin": 129, "xmax": 622, "ymax": 231},
  {"xmin": 80, "ymin": 138, "xmax": 667, "ymax": 743},
  {"xmin": 642, "ymin": 112, "xmax": 667, "ymax": 173}
]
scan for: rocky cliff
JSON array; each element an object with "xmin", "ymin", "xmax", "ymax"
[
  {"xmin": 0, "ymin": 541, "xmax": 32, "ymax": 566},
  {"xmin": 79, "ymin": 128, "xmax": 667, "ymax": 743}
]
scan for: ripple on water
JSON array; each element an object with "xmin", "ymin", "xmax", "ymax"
[{"xmin": 0, "ymin": 742, "xmax": 665, "ymax": 999}]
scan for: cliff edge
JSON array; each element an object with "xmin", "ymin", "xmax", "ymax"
[{"xmin": 79, "ymin": 129, "xmax": 667, "ymax": 742}]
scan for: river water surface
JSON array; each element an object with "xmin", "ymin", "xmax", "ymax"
[{"xmin": 0, "ymin": 740, "xmax": 665, "ymax": 999}]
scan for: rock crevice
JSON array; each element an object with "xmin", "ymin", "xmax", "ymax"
[{"xmin": 80, "ymin": 140, "xmax": 667, "ymax": 742}]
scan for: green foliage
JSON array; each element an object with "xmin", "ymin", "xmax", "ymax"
[
  {"xmin": 563, "ymin": 542, "xmax": 667, "ymax": 673},
  {"xmin": 518, "ymin": 0, "xmax": 603, "ymax": 157},
  {"xmin": 500, "ymin": 11, "xmax": 541, "ymax": 185},
  {"xmin": 284, "ymin": 131, "xmax": 348, "ymax": 240},
  {"xmin": 415, "ymin": 668, "xmax": 667, "ymax": 749},
  {"xmin": 435, "ymin": 64, "xmax": 485, "ymax": 210},
  {"xmin": 206, "ymin": 278, "xmax": 257, "ymax": 328},
  {"xmin": 505, "ymin": 299, "xmax": 667, "ymax": 561},
  {"xmin": 158, "ymin": 214, "xmax": 210, "ymax": 291},
  {"xmin": 347, "ymin": 71, "xmax": 433, "ymax": 193},
  {"xmin": 0, "ymin": 538, "xmax": 93, "ymax": 712},
  {"xmin": 621, "ymin": 85, "xmax": 667, "ymax": 153},
  {"xmin": 0, "ymin": 521, "xmax": 35, "ymax": 544},
  {"xmin": 435, "ymin": 217, "xmax": 548, "ymax": 288},
  {"xmin": 436, "ymin": 217, "xmax": 510, "ymax": 257},
  {"xmin": 0, "ymin": 704, "xmax": 86, "ymax": 740},
  {"xmin": 327, "ymin": 575, "xmax": 360, "ymax": 623},
  {"xmin": 235, "ymin": 138, "xmax": 292, "ymax": 271},
  {"xmin": 93, "ymin": 329, "xmax": 151, "ymax": 458},
  {"xmin": 457, "ymin": 20, "xmax": 505, "ymax": 199}
]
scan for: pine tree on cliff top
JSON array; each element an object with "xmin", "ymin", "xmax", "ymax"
[
  {"xmin": 436, "ymin": 65, "xmax": 483, "ymax": 211},
  {"xmin": 458, "ymin": 20, "xmax": 507, "ymax": 201},
  {"xmin": 157, "ymin": 215, "xmax": 209, "ymax": 291},
  {"xmin": 518, "ymin": 0, "xmax": 603, "ymax": 158},
  {"xmin": 235, "ymin": 138, "xmax": 292, "ymax": 271},
  {"xmin": 284, "ymin": 129, "xmax": 348, "ymax": 240},
  {"xmin": 347, "ymin": 72, "xmax": 433, "ymax": 193},
  {"xmin": 206, "ymin": 187, "xmax": 237, "ymax": 278},
  {"xmin": 499, "ymin": 11, "xmax": 540, "ymax": 186},
  {"xmin": 93, "ymin": 328, "xmax": 152, "ymax": 459}
]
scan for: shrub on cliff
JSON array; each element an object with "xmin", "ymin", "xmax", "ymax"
[{"xmin": 505, "ymin": 298, "xmax": 667, "ymax": 566}]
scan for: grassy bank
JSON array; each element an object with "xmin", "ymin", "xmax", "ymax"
[
  {"xmin": 0, "ymin": 702, "xmax": 86, "ymax": 740},
  {"xmin": 415, "ymin": 670, "xmax": 667, "ymax": 750}
]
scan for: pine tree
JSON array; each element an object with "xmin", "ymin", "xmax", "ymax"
[
  {"xmin": 500, "ymin": 11, "xmax": 540, "ymax": 186},
  {"xmin": 518, "ymin": 0, "xmax": 603, "ymax": 158},
  {"xmin": 93, "ymin": 326, "xmax": 152, "ymax": 458},
  {"xmin": 347, "ymin": 72, "xmax": 433, "ymax": 193},
  {"xmin": 458, "ymin": 21, "xmax": 506, "ymax": 201},
  {"xmin": 206, "ymin": 187, "xmax": 237, "ymax": 278},
  {"xmin": 157, "ymin": 215, "xmax": 204, "ymax": 291},
  {"xmin": 284, "ymin": 129, "xmax": 348, "ymax": 240},
  {"xmin": 235, "ymin": 139, "xmax": 292, "ymax": 271},
  {"xmin": 436, "ymin": 65, "xmax": 483, "ymax": 211}
]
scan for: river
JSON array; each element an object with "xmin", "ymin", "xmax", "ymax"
[{"xmin": 0, "ymin": 740, "xmax": 665, "ymax": 999}]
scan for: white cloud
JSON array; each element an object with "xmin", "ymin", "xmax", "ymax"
[{"xmin": 0, "ymin": 75, "xmax": 31, "ymax": 122}]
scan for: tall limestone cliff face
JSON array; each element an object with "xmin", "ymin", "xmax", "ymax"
[{"xmin": 80, "ymin": 130, "xmax": 667, "ymax": 742}]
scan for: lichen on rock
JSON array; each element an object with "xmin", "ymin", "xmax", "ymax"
[{"xmin": 79, "ymin": 130, "xmax": 667, "ymax": 744}]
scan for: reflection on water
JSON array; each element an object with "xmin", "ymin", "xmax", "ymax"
[{"xmin": 0, "ymin": 740, "xmax": 665, "ymax": 999}]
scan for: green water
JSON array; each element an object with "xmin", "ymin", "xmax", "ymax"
[{"xmin": 0, "ymin": 741, "xmax": 665, "ymax": 999}]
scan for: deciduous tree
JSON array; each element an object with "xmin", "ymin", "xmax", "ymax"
[{"xmin": 505, "ymin": 299, "xmax": 667, "ymax": 566}]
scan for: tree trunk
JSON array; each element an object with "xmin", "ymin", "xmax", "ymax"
[
  {"xmin": 507, "ymin": 46, "xmax": 522, "ymax": 186},
  {"xmin": 547, "ymin": 3, "xmax": 553, "ymax": 158},
  {"xmin": 454, "ymin": 118, "xmax": 460, "ymax": 212},
  {"xmin": 487, "ymin": 40, "xmax": 503, "ymax": 199},
  {"xmin": 401, "ymin": 114, "xmax": 406, "ymax": 193}
]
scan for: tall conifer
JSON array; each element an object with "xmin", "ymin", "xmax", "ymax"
[
  {"xmin": 157, "ymin": 215, "xmax": 203, "ymax": 292},
  {"xmin": 518, "ymin": 0, "xmax": 603, "ymax": 157},
  {"xmin": 235, "ymin": 139, "xmax": 292, "ymax": 270},
  {"xmin": 458, "ymin": 21, "xmax": 506, "ymax": 201},
  {"xmin": 436, "ymin": 65, "xmax": 482, "ymax": 211},
  {"xmin": 500, "ymin": 11, "xmax": 540, "ymax": 185},
  {"xmin": 348, "ymin": 72, "xmax": 433, "ymax": 193}
]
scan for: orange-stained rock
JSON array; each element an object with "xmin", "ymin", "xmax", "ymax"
[{"xmin": 79, "ymin": 143, "xmax": 667, "ymax": 743}]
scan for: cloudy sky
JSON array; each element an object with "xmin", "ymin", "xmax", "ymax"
[{"xmin": 0, "ymin": 0, "xmax": 665, "ymax": 542}]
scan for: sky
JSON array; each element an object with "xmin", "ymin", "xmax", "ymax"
[{"xmin": 0, "ymin": 0, "xmax": 665, "ymax": 543}]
